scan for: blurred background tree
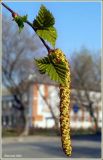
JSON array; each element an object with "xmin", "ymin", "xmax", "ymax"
[
  {"xmin": 70, "ymin": 47, "xmax": 101, "ymax": 131},
  {"xmin": 2, "ymin": 15, "xmax": 40, "ymax": 135},
  {"xmin": 2, "ymin": 15, "xmax": 59, "ymax": 135}
]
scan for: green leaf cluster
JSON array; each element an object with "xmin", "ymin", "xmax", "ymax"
[
  {"xmin": 14, "ymin": 15, "xmax": 28, "ymax": 32},
  {"xmin": 35, "ymin": 53, "xmax": 67, "ymax": 85},
  {"xmin": 33, "ymin": 5, "xmax": 57, "ymax": 47}
]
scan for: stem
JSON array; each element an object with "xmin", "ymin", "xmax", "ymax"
[
  {"xmin": 26, "ymin": 20, "xmax": 50, "ymax": 51},
  {"xmin": 1, "ymin": 2, "xmax": 51, "ymax": 52},
  {"xmin": 2, "ymin": 2, "xmax": 14, "ymax": 13}
]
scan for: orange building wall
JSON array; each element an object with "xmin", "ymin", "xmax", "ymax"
[{"xmin": 32, "ymin": 84, "xmax": 43, "ymax": 125}]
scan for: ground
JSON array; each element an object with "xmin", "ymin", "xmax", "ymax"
[{"xmin": 2, "ymin": 134, "xmax": 101, "ymax": 158}]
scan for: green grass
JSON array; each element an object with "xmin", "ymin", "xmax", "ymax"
[
  {"xmin": 2, "ymin": 127, "xmax": 100, "ymax": 137},
  {"xmin": 2, "ymin": 128, "xmax": 20, "ymax": 137}
]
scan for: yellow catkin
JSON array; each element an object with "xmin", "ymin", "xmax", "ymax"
[{"xmin": 50, "ymin": 48, "xmax": 72, "ymax": 156}]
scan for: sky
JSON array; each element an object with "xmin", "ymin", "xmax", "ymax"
[{"xmin": 2, "ymin": 2, "xmax": 101, "ymax": 57}]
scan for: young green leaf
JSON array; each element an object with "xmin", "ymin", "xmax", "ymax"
[
  {"xmin": 34, "ymin": 54, "xmax": 67, "ymax": 85},
  {"xmin": 36, "ymin": 27, "xmax": 57, "ymax": 47},
  {"xmin": 14, "ymin": 15, "xmax": 28, "ymax": 33},
  {"xmin": 33, "ymin": 5, "xmax": 57, "ymax": 47},
  {"xmin": 33, "ymin": 5, "xmax": 55, "ymax": 28}
]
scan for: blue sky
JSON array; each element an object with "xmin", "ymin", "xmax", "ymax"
[{"xmin": 2, "ymin": 2, "xmax": 101, "ymax": 57}]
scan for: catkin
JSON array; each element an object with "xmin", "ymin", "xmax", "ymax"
[{"xmin": 50, "ymin": 49, "xmax": 72, "ymax": 156}]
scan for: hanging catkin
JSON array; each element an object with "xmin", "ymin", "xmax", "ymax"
[{"xmin": 50, "ymin": 48, "xmax": 72, "ymax": 156}]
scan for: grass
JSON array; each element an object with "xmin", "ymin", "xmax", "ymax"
[
  {"xmin": 2, "ymin": 128, "xmax": 20, "ymax": 137},
  {"xmin": 2, "ymin": 127, "xmax": 100, "ymax": 137}
]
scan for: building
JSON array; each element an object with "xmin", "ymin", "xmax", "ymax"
[{"xmin": 2, "ymin": 83, "xmax": 102, "ymax": 129}]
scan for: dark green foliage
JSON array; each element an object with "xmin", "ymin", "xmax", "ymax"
[
  {"xmin": 14, "ymin": 15, "xmax": 28, "ymax": 32},
  {"xmin": 33, "ymin": 5, "xmax": 55, "ymax": 28}
]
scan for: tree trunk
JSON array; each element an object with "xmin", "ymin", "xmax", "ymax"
[
  {"xmin": 19, "ymin": 114, "xmax": 29, "ymax": 136},
  {"xmin": 19, "ymin": 103, "xmax": 30, "ymax": 136},
  {"xmin": 88, "ymin": 102, "xmax": 98, "ymax": 132}
]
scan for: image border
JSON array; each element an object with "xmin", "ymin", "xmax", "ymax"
[
  {"xmin": 0, "ymin": 1, "xmax": 2, "ymax": 159},
  {"xmin": 0, "ymin": 0, "xmax": 103, "ymax": 160}
]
